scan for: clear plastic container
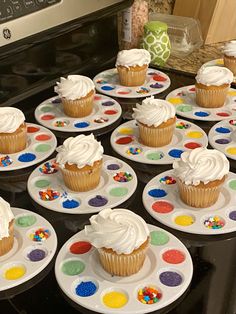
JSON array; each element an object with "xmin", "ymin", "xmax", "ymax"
[{"xmin": 149, "ymin": 13, "xmax": 203, "ymax": 57}]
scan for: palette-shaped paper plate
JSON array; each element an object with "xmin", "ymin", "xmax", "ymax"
[
  {"xmin": 0, "ymin": 123, "xmax": 57, "ymax": 171},
  {"xmin": 143, "ymin": 170, "xmax": 236, "ymax": 235},
  {"xmin": 208, "ymin": 119, "xmax": 236, "ymax": 160},
  {"xmin": 93, "ymin": 68, "xmax": 171, "ymax": 99},
  {"xmin": 34, "ymin": 94, "xmax": 122, "ymax": 133},
  {"xmin": 55, "ymin": 224, "xmax": 193, "ymax": 314},
  {"xmin": 166, "ymin": 85, "xmax": 236, "ymax": 121},
  {"xmin": 27, "ymin": 155, "xmax": 137, "ymax": 214},
  {"xmin": 202, "ymin": 58, "xmax": 236, "ymax": 83},
  {"xmin": 0, "ymin": 207, "xmax": 57, "ymax": 291},
  {"xmin": 110, "ymin": 119, "xmax": 208, "ymax": 165}
]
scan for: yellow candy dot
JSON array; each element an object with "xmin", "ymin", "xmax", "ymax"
[
  {"xmin": 187, "ymin": 131, "xmax": 203, "ymax": 139},
  {"xmin": 5, "ymin": 266, "xmax": 26, "ymax": 280},
  {"xmin": 227, "ymin": 90, "xmax": 236, "ymax": 96},
  {"xmin": 119, "ymin": 127, "xmax": 134, "ymax": 135},
  {"xmin": 175, "ymin": 215, "xmax": 194, "ymax": 226},
  {"xmin": 226, "ymin": 147, "xmax": 236, "ymax": 155},
  {"xmin": 216, "ymin": 59, "xmax": 224, "ymax": 65},
  {"xmin": 168, "ymin": 97, "xmax": 184, "ymax": 105},
  {"xmin": 103, "ymin": 291, "xmax": 128, "ymax": 308}
]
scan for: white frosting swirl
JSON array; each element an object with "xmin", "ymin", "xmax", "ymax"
[
  {"xmin": 173, "ymin": 147, "xmax": 229, "ymax": 185},
  {"xmin": 56, "ymin": 134, "xmax": 103, "ymax": 168},
  {"xmin": 0, "ymin": 107, "xmax": 25, "ymax": 133},
  {"xmin": 132, "ymin": 96, "xmax": 176, "ymax": 127},
  {"xmin": 54, "ymin": 75, "xmax": 95, "ymax": 100},
  {"xmin": 195, "ymin": 66, "xmax": 233, "ymax": 86},
  {"xmin": 0, "ymin": 197, "xmax": 14, "ymax": 240},
  {"xmin": 115, "ymin": 49, "xmax": 151, "ymax": 68},
  {"xmin": 84, "ymin": 208, "xmax": 149, "ymax": 254},
  {"xmin": 223, "ymin": 40, "xmax": 236, "ymax": 57}
]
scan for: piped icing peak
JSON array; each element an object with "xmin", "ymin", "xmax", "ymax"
[
  {"xmin": 0, "ymin": 197, "xmax": 14, "ymax": 240},
  {"xmin": 84, "ymin": 208, "xmax": 149, "ymax": 254},
  {"xmin": 0, "ymin": 107, "xmax": 25, "ymax": 133},
  {"xmin": 223, "ymin": 40, "xmax": 236, "ymax": 57},
  {"xmin": 132, "ymin": 96, "xmax": 176, "ymax": 127},
  {"xmin": 54, "ymin": 75, "xmax": 95, "ymax": 100},
  {"xmin": 56, "ymin": 134, "xmax": 103, "ymax": 168},
  {"xmin": 195, "ymin": 65, "xmax": 233, "ymax": 86},
  {"xmin": 115, "ymin": 49, "xmax": 151, "ymax": 68},
  {"xmin": 173, "ymin": 147, "xmax": 229, "ymax": 186}
]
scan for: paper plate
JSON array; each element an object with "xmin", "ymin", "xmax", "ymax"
[
  {"xmin": 143, "ymin": 170, "xmax": 236, "ymax": 235},
  {"xmin": 93, "ymin": 68, "xmax": 171, "ymax": 99},
  {"xmin": 166, "ymin": 85, "xmax": 236, "ymax": 121},
  {"xmin": 0, "ymin": 123, "xmax": 57, "ymax": 171},
  {"xmin": 55, "ymin": 224, "xmax": 193, "ymax": 314},
  {"xmin": 202, "ymin": 58, "xmax": 236, "ymax": 83},
  {"xmin": 110, "ymin": 119, "xmax": 208, "ymax": 165},
  {"xmin": 34, "ymin": 94, "xmax": 122, "ymax": 133},
  {"xmin": 208, "ymin": 119, "xmax": 236, "ymax": 160},
  {"xmin": 27, "ymin": 155, "xmax": 137, "ymax": 214},
  {"xmin": 0, "ymin": 207, "xmax": 57, "ymax": 291}
]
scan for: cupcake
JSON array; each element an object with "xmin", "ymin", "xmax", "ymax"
[
  {"xmin": 84, "ymin": 208, "xmax": 149, "ymax": 276},
  {"xmin": 195, "ymin": 66, "xmax": 233, "ymax": 108},
  {"xmin": 0, "ymin": 107, "xmax": 27, "ymax": 154},
  {"xmin": 173, "ymin": 147, "xmax": 229, "ymax": 208},
  {"xmin": 56, "ymin": 134, "xmax": 103, "ymax": 192},
  {"xmin": 54, "ymin": 75, "xmax": 95, "ymax": 118},
  {"xmin": 0, "ymin": 197, "xmax": 14, "ymax": 256},
  {"xmin": 115, "ymin": 49, "xmax": 151, "ymax": 86},
  {"xmin": 132, "ymin": 96, "xmax": 176, "ymax": 147},
  {"xmin": 223, "ymin": 40, "xmax": 236, "ymax": 76}
]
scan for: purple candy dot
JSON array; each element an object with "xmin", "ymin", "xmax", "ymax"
[
  {"xmin": 88, "ymin": 195, "xmax": 108, "ymax": 207},
  {"xmin": 107, "ymin": 163, "xmax": 120, "ymax": 170},
  {"xmin": 229, "ymin": 211, "xmax": 236, "ymax": 221},
  {"xmin": 215, "ymin": 138, "xmax": 230, "ymax": 144},
  {"xmin": 102, "ymin": 101, "xmax": 114, "ymax": 106},
  {"xmin": 159, "ymin": 271, "xmax": 183, "ymax": 287},
  {"xmin": 27, "ymin": 249, "xmax": 46, "ymax": 262},
  {"xmin": 150, "ymin": 82, "xmax": 163, "ymax": 88}
]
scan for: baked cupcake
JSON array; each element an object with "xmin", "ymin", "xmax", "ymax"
[
  {"xmin": 115, "ymin": 49, "xmax": 151, "ymax": 86},
  {"xmin": 0, "ymin": 197, "xmax": 14, "ymax": 256},
  {"xmin": 84, "ymin": 208, "xmax": 149, "ymax": 277},
  {"xmin": 0, "ymin": 107, "xmax": 27, "ymax": 154},
  {"xmin": 56, "ymin": 134, "xmax": 103, "ymax": 192},
  {"xmin": 223, "ymin": 40, "xmax": 236, "ymax": 76},
  {"xmin": 54, "ymin": 75, "xmax": 95, "ymax": 118},
  {"xmin": 173, "ymin": 147, "xmax": 229, "ymax": 208},
  {"xmin": 132, "ymin": 96, "xmax": 176, "ymax": 147},
  {"xmin": 195, "ymin": 66, "xmax": 233, "ymax": 108}
]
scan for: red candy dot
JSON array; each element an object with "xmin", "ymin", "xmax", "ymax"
[
  {"xmin": 104, "ymin": 110, "xmax": 118, "ymax": 115},
  {"xmin": 216, "ymin": 112, "xmax": 230, "ymax": 117},
  {"xmin": 118, "ymin": 91, "xmax": 130, "ymax": 95},
  {"xmin": 152, "ymin": 201, "xmax": 174, "ymax": 213},
  {"xmin": 153, "ymin": 74, "xmax": 167, "ymax": 82},
  {"xmin": 35, "ymin": 134, "xmax": 51, "ymax": 141},
  {"xmin": 116, "ymin": 136, "xmax": 133, "ymax": 144},
  {"xmin": 184, "ymin": 142, "xmax": 202, "ymax": 149},
  {"xmin": 189, "ymin": 87, "xmax": 195, "ymax": 92},
  {"xmin": 94, "ymin": 95, "xmax": 102, "ymax": 100},
  {"xmin": 27, "ymin": 126, "xmax": 40, "ymax": 133},
  {"xmin": 162, "ymin": 249, "xmax": 185, "ymax": 264},
  {"xmin": 70, "ymin": 241, "xmax": 92, "ymax": 254},
  {"xmin": 41, "ymin": 114, "xmax": 55, "ymax": 120}
]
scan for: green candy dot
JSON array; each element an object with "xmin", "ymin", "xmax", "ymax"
[
  {"xmin": 35, "ymin": 144, "xmax": 51, "ymax": 152},
  {"xmin": 150, "ymin": 230, "xmax": 169, "ymax": 246},
  {"xmin": 229, "ymin": 180, "xmax": 236, "ymax": 190},
  {"xmin": 40, "ymin": 106, "xmax": 53, "ymax": 112},
  {"xmin": 177, "ymin": 105, "xmax": 192, "ymax": 112},
  {"xmin": 147, "ymin": 152, "xmax": 164, "ymax": 160},
  {"xmin": 15, "ymin": 215, "xmax": 37, "ymax": 227},
  {"xmin": 35, "ymin": 179, "xmax": 50, "ymax": 188},
  {"xmin": 109, "ymin": 187, "xmax": 128, "ymax": 197},
  {"xmin": 61, "ymin": 260, "xmax": 85, "ymax": 276}
]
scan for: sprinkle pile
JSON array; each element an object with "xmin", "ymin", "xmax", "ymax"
[
  {"xmin": 204, "ymin": 216, "xmax": 225, "ymax": 229},
  {"xmin": 126, "ymin": 147, "xmax": 142, "ymax": 155},
  {"xmin": 138, "ymin": 286, "xmax": 162, "ymax": 304},
  {"xmin": 159, "ymin": 176, "xmax": 176, "ymax": 185},
  {"xmin": 136, "ymin": 87, "xmax": 149, "ymax": 94},
  {"xmin": 0, "ymin": 155, "xmax": 12, "ymax": 167},
  {"xmin": 176, "ymin": 121, "xmax": 190, "ymax": 129},
  {"xmin": 54, "ymin": 120, "xmax": 67, "ymax": 127},
  {"xmin": 29, "ymin": 228, "xmax": 50, "ymax": 242},
  {"xmin": 75, "ymin": 281, "xmax": 97, "ymax": 297},
  {"xmin": 39, "ymin": 161, "xmax": 58, "ymax": 174},
  {"xmin": 94, "ymin": 117, "xmax": 108, "ymax": 123},
  {"xmin": 229, "ymin": 119, "xmax": 236, "ymax": 126},
  {"xmin": 113, "ymin": 172, "xmax": 133, "ymax": 182},
  {"xmin": 39, "ymin": 189, "xmax": 60, "ymax": 201}
]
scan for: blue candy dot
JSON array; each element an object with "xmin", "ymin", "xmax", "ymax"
[
  {"xmin": 168, "ymin": 149, "xmax": 184, "ymax": 158},
  {"xmin": 215, "ymin": 127, "xmax": 231, "ymax": 134},
  {"xmin": 75, "ymin": 281, "xmax": 97, "ymax": 297},
  {"xmin": 101, "ymin": 85, "xmax": 115, "ymax": 91},
  {"xmin": 148, "ymin": 189, "xmax": 167, "ymax": 198},
  {"xmin": 74, "ymin": 122, "xmax": 90, "ymax": 128},
  {"xmin": 194, "ymin": 111, "xmax": 210, "ymax": 117},
  {"xmin": 62, "ymin": 199, "xmax": 79, "ymax": 209},
  {"xmin": 18, "ymin": 153, "xmax": 36, "ymax": 162}
]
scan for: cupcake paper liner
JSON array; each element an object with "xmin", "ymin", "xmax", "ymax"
[
  {"xmin": 0, "ymin": 220, "xmax": 14, "ymax": 257},
  {"xmin": 117, "ymin": 65, "xmax": 148, "ymax": 87},
  {"xmin": 0, "ymin": 124, "xmax": 27, "ymax": 154},
  {"xmin": 195, "ymin": 84, "xmax": 229, "ymax": 108},
  {"xmin": 62, "ymin": 90, "xmax": 94, "ymax": 118},
  {"xmin": 224, "ymin": 55, "xmax": 236, "ymax": 76}
]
